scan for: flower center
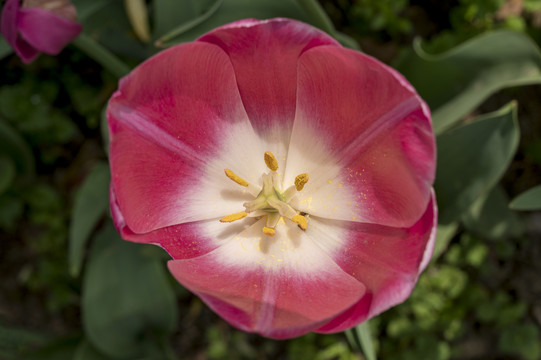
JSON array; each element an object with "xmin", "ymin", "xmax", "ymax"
[{"xmin": 220, "ymin": 151, "xmax": 309, "ymax": 236}]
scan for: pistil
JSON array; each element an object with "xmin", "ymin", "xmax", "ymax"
[{"xmin": 221, "ymin": 151, "xmax": 310, "ymax": 236}]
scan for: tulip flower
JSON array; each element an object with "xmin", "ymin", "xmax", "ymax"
[
  {"xmin": 1, "ymin": 0, "xmax": 82, "ymax": 63},
  {"xmin": 107, "ymin": 18, "xmax": 437, "ymax": 339}
]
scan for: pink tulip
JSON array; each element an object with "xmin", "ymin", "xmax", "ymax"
[
  {"xmin": 107, "ymin": 18, "xmax": 437, "ymax": 339},
  {"xmin": 1, "ymin": 0, "xmax": 82, "ymax": 63}
]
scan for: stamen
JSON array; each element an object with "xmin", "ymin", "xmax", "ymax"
[
  {"xmin": 264, "ymin": 151, "xmax": 279, "ymax": 171},
  {"xmin": 267, "ymin": 213, "xmax": 281, "ymax": 228},
  {"xmin": 224, "ymin": 169, "xmax": 249, "ymax": 187},
  {"xmin": 294, "ymin": 173, "xmax": 309, "ymax": 191},
  {"xmin": 282, "ymin": 186, "xmax": 297, "ymax": 202},
  {"xmin": 220, "ymin": 212, "xmax": 248, "ymax": 223},
  {"xmin": 262, "ymin": 213, "xmax": 280, "ymax": 236},
  {"xmin": 291, "ymin": 214, "xmax": 307, "ymax": 230},
  {"xmin": 247, "ymin": 183, "xmax": 262, "ymax": 197},
  {"xmin": 220, "ymin": 150, "xmax": 311, "ymax": 237}
]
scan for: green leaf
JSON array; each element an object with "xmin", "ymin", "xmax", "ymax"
[
  {"xmin": 74, "ymin": 337, "xmax": 176, "ymax": 360},
  {"xmin": 435, "ymin": 102, "xmax": 520, "ymax": 224},
  {"xmin": 294, "ymin": 0, "xmax": 360, "ymax": 49},
  {"xmin": 0, "ymin": 34, "xmax": 13, "ymax": 61},
  {"xmin": 463, "ymin": 185, "xmax": 524, "ymax": 239},
  {"xmin": 155, "ymin": 0, "xmax": 358, "ymax": 49},
  {"xmin": 18, "ymin": 335, "xmax": 81, "ymax": 360},
  {"xmin": 69, "ymin": 162, "xmax": 111, "ymax": 277},
  {"xmin": 154, "ymin": 0, "xmax": 223, "ymax": 47},
  {"xmin": 0, "ymin": 156, "xmax": 15, "ymax": 195},
  {"xmin": 154, "ymin": 0, "xmax": 358, "ymax": 49},
  {"xmin": 73, "ymin": 340, "xmax": 110, "ymax": 360},
  {"xmin": 0, "ymin": 194, "xmax": 24, "ymax": 231},
  {"xmin": 100, "ymin": 106, "xmax": 110, "ymax": 156},
  {"xmin": 0, "ymin": 119, "xmax": 35, "ymax": 183},
  {"xmin": 396, "ymin": 31, "xmax": 541, "ymax": 134},
  {"xmin": 295, "ymin": 0, "xmax": 336, "ymax": 34},
  {"xmin": 509, "ymin": 184, "xmax": 541, "ymax": 210},
  {"xmin": 155, "ymin": 0, "xmax": 311, "ymax": 46},
  {"xmin": 153, "ymin": 0, "xmax": 220, "ymax": 40},
  {"xmin": 333, "ymin": 31, "xmax": 361, "ymax": 50},
  {"xmin": 525, "ymin": 0, "xmax": 541, "ymax": 11},
  {"xmin": 431, "ymin": 222, "xmax": 458, "ymax": 261},
  {"xmin": 77, "ymin": 0, "xmax": 154, "ymax": 61},
  {"xmin": 345, "ymin": 321, "xmax": 376, "ymax": 360},
  {"xmin": 72, "ymin": 0, "xmax": 110, "ymax": 21},
  {"xmin": 72, "ymin": 34, "xmax": 131, "ymax": 78},
  {"xmin": 0, "ymin": 322, "xmax": 49, "ymax": 359},
  {"xmin": 82, "ymin": 222, "xmax": 177, "ymax": 359},
  {"xmin": 499, "ymin": 323, "xmax": 541, "ymax": 360}
]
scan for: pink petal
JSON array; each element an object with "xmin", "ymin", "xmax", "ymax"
[
  {"xmin": 167, "ymin": 218, "xmax": 366, "ymax": 339},
  {"xmin": 0, "ymin": 0, "xmax": 40, "ymax": 63},
  {"xmin": 108, "ymin": 42, "xmax": 261, "ymax": 234},
  {"xmin": 198, "ymin": 18, "xmax": 340, "ymax": 141},
  {"xmin": 287, "ymin": 46, "xmax": 435, "ymax": 228},
  {"xmin": 1, "ymin": 0, "xmax": 19, "ymax": 47},
  {"xmin": 110, "ymin": 185, "xmax": 220, "ymax": 259},
  {"xmin": 17, "ymin": 7, "xmax": 81, "ymax": 55},
  {"xmin": 315, "ymin": 191, "xmax": 437, "ymax": 333},
  {"xmin": 14, "ymin": 35, "xmax": 40, "ymax": 63}
]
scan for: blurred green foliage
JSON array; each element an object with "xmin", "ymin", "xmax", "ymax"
[
  {"xmin": 425, "ymin": 0, "xmax": 541, "ymax": 52},
  {"xmin": 378, "ymin": 231, "xmax": 539, "ymax": 360},
  {"xmin": 343, "ymin": 0, "xmax": 411, "ymax": 39},
  {"xmin": 0, "ymin": 47, "xmax": 113, "ymax": 355},
  {"xmin": 0, "ymin": 68, "xmax": 81, "ymax": 312},
  {"xmin": 320, "ymin": 0, "xmax": 411, "ymax": 42}
]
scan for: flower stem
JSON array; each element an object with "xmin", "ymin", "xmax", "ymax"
[{"xmin": 72, "ymin": 33, "xmax": 131, "ymax": 78}]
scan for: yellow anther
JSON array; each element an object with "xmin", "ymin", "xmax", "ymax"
[
  {"xmin": 264, "ymin": 151, "xmax": 279, "ymax": 171},
  {"xmin": 262, "ymin": 227, "xmax": 276, "ymax": 237},
  {"xmin": 294, "ymin": 173, "xmax": 309, "ymax": 191},
  {"xmin": 291, "ymin": 214, "xmax": 307, "ymax": 230},
  {"xmin": 220, "ymin": 212, "xmax": 248, "ymax": 223},
  {"xmin": 224, "ymin": 169, "xmax": 249, "ymax": 187}
]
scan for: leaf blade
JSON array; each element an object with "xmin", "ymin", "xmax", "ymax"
[
  {"xmin": 346, "ymin": 321, "xmax": 377, "ymax": 360},
  {"xmin": 435, "ymin": 102, "xmax": 520, "ymax": 224},
  {"xmin": 82, "ymin": 222, "xmax": 177, "ymax": 359},
  {"xmin": 69, "ymin": 162, "xmax": 110, "ymax": 277},
  {"xmin": 397, "ymin": 31, "xmax": 541, "ymax": 134},
  {"xmin": 510, "ymin": 184, "xmax": 541, "ymax": 210},
  {"xmin": 463, "ymin": 185, "xmax": 524, "ymax": 239}
]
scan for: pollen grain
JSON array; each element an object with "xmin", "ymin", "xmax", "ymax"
[
  {"xmin": 224, "ymin": 169, "xmax": 249, "ymax": 187},
  {"xmin": 264, "ymin": 151, "xmax": 279, "ymax": 171},
  {"xmin": 220, "ymin": 212, "xmax": 248, "ymax": 223},
  {"xmin": 291, "ymin": 214, "xmax": 307, "ymax": 230},
  {"xmin": 294, "ymin": 173, "xmax": 309, "ymax": 191},
  {"xmin": 262, "ymin": 227, "xmax": 276, "ymax": 237}
]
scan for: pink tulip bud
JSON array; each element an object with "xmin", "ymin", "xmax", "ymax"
[{"xmin": 1, "ymin": 0, "xmax": 82, "ymax": 63}]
